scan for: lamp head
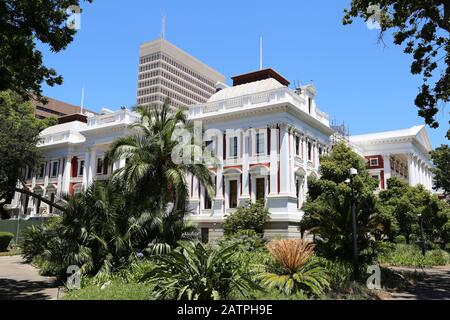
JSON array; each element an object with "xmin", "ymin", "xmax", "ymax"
[{"xmin": 349, "ymin": 168, "xmax": 358, "ymax": 176}]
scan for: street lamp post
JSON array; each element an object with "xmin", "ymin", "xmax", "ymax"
[
  {"xmin": 418, "ymin": 214, "xmax": 426, "ymax": 256},
  {"xmin": 347, "ymin": 168, "xmax": 359, "ymax": 275}
]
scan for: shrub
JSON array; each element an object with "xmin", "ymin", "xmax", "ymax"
[
  {"xmin": 0, "ymin": 232, "xmax": 14, "ymax": 251},
  {"xmin": 379, "ymin": 243, "xmax": 450, "ymax": 268},
  {"xmin": 258, "ymin": 239, "xmax": 329, "ymax": 297},
  {"xmin": 218, "ymin": 230, "xmax": 265, "ymax": 252},
  {"xmin": 223, "ymin": 201, "xmax": 269, "ymax": 236},
  {"xmin": 142, "ymin": 241, "xmax": 261, "ymax": 300},
  {"xmin": 394, "ymin": 235, "xmax": 407, "ymax": 244}
]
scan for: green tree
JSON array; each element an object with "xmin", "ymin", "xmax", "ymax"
[
  {"xmin": 223, "ymin": 200, "xmax": 270, "ymax": 236},
  {"xmin": 379, "ymin": 177, "xmax": 450, "ymax": 246},
  {"xmin": 0, "ymin": 90, "xmax": 56, "ymax": 218},
  {"xmin": 106, "ymin": 102, "xmax": 214, "ymax": 248},
  {"xmin": 431, "ymin": 145, "xmax": 450, "ymax": 198},
  {"xmin": 299, "ymin": 142, "xmax": 382, "ymax": 265},
  {"xmin": 344, "ymin": 1, "xmax": 450, "ymax": 138},
  {"xmin": 0, "ymin": 0, "xmax": 93, "ymax": 99},
  {"xmin": 142, "ymin": 241, "xmax": 260, "ymax": 300}
]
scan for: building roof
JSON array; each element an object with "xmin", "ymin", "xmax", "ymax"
[
  {"xmin": 350, "ymin": 125, "xmax": 433, "ymax": 152},
  {"xmin": 207, "ymin": 78, "xmax": 286, "ymax": 102},
  {"xmin": 231, "ymin": 68, "xmax": 290, "ymax": 87},
  {"xmin": 32, "ymin": 96, "xmax": 96, "ymax": 119}
]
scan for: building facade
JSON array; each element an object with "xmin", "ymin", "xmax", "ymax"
[
  {"xmin": 137, "ymin": 39, "xmax": 226, "ymax": 108},
  {"xmin": 349, "ymin": 125, "xmax": 434, "ymax": 191},
  {"xmin": 32, "ymin": 96, "xmax": 95, "ymax": 119},
  {"xmin": 7, "ymin": 69, "xmax": 436, "ymax": 241}
]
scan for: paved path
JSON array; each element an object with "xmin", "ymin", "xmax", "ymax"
[
  {"xmin": 388, "ymin": 266, "xmax": 450, "ymax": 300},
  {"xmin": 0, "ymin": 255, "xmax": 60, "ymax": 300}
]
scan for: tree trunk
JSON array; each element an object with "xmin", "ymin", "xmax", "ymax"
[{"xmin": 12, "ymin": 187, "xmax": 66, "ymax": 212}]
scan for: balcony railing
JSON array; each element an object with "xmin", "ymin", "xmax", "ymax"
[
  {"xmin": 87, "ymin": 110, "xmax": 140, "ymax": 128},
  {"xmin": 189, "ymin": 87, "xmax": 330, "ymax": 126}
]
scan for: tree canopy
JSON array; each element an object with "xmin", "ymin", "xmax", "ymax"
[
  {"xmin": 0, "ymin": 90, "xmax": 55, "ymax": 217},
  {"xmin": 300, "ymin": 142, "xmax": 382, "ymax": 264},
  {"xmin": 344, "ymin": 1, "xmax": 450, "ymax": 139},
  {"xmin": 0, "ymin": 0, "xmax": 92, "ymax": 99},
  {"xmin": 431, "ymin": 144, "xmax": 450, "ymax": 197}
]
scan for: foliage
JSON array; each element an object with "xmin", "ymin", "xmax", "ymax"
[
  {"xmin": 312, "ymin": 257, "xmax": 354, "ymax": 292},
  {"xmin": 394, "ymin": 235, "xmax": 407, "ymax": 244},
  {"xmin": 218, "ymin": 230, "xmax": 265, "ymax": 252},
  {"xmin": 0, "ymin": 0, "xmax": 93, "ymax": 98},
  {"xmin": 22, "ymin": 182, "xmax": 157, "ymax": 277},
  {"xmin": 0, "ymin": 231, "xmax": 14, "ymax": 251},
  {"xmin": 344, "ymin": 1, "xmax": 450, "ymax": 138},
  {"xmin": 0, "ymin": 91, "xmax": 56, "ymax": 218},
  {"xmin": 222, "ymin": 201, "xmax": 270, "ymax": 236},
  {"xmin": 107, "ymin": 102, "xmax": 213, "ymax": 249},
  {"xmin": 379, "ymin": 177, "xmax": 450, "ymax": 246},
  {"xmin": 378, "ymin": 243, "xmax": 450, "ymax": 268},
  {"xmin": 142, "ymin": 241, "xmax": 260, "ymax": 300},
  {"xmin": 431, "ymin": 145, "xmax": 450, "ymax": 198},
  {"xmin": 258, "ymin": 239, "xmax": 329, "ymax": 297},
  {"xmin": 300, "ymin": 142, "xmax": 383, "ymax": 264},
  {"xmin": 63, "ymin": 280, "xmax": 154, "ymax": 300}
]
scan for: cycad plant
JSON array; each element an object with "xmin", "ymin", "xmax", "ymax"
[
  {"xmin": 142, "ymin": 241, "xmax": 261, "ymax": 300},
  {"xmin": 258, "ymin": 239, "xmax": 329, "ymax": 297},
  {"xmin": 107, "ymin": 102, "xmax": 214, "ymax": 248}
]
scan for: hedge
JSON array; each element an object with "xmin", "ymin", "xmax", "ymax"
[{"xmin": 0, "ymin": 232, "xmax": 14, "ymax": 251}]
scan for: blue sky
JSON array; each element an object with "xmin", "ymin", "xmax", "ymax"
[{"xmin": 38, "ymin": 0, "xmax": 448, "ymax": 147}]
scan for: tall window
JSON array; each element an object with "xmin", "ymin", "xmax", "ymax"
[
  {"xmin": 229, "ymin": 136, "xmax": 238, "ymax": 158},
  {"xmin": 26, "ymin": 167, "xmax": 32, "ymax": 180},
  {"xmin": 229, "ymin": 180, "xmax": 238, "ymax": 208},
  {"xmin": 295, "ymin": 136, "xmax": 300, "ymax": 156},
  {"xmin": 256, "ymin": 132, "xmax": 265, "ymax": 155},
  {"xmin": 79, "ymin": 160, "xmax": 85, "ymax": 177},
  {"xmin": 255, "ymin": 178, "xmax": 265, "ymax": 202},
  {"xmin": 96, "ymin": 158, "xmax": 104, "ymax": 175},
  {"xmin": 307, "ymin": 142, "xmax": 312, "ymax": 161},
  {"xmin": 204, "ymin": 189, "xmax": 212, "ymax": 210},
  {"xmin": 39, "ymin": 164, "xmax": 45, "ymax": 178},
  {"xmin": 51, "ymin": 161, "xmax": 59, "ymax": 178}
]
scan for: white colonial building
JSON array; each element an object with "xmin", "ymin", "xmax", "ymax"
[
  {"xmin": 6, "ymin": 68, "xmax": 436, "ymax": 241},
  {"xmin": 349, "ymin": 125, "xmax": 434, "ymax": 192}
]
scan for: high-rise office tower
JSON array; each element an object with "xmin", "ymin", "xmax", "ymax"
[{"xmin": 137, "ymin": 39, "xmax": 225, "ymax": 108}]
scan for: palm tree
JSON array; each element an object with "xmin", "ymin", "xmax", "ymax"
[{"xmin": 106, "ymin": 102, "xmax": 214, "ymax": 248}]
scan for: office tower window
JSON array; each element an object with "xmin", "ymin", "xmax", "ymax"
[{"xmin": 229, "ymin": 180, "xmax": 238, "ymax": 208}]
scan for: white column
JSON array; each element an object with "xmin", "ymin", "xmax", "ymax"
[
  {"xmin": 408, "ymin": 154, "xmax": 415, "ymax": 185},
  {"xmin": 269, "ymin": 126, "xmax": 278, "ymax": 195},
  {"xmin": 241, "ymin": 129, "xmax": 250, "ymax": 198},
  {"xmin": 279, "ymin": 124, "xmax": 290, "ymax": 194},
  {"xmin": 83, "ymin": 150, "xmax": 90, "ymax": 190},
  {"xmin": 382, "ymin": 154, "xmax": 391, "ymax": 190},
  {"xmin": 289, "ymin": 130, "xmax": 296, "ymax": 194},
  {"xmin": 303, "ymin": 136, "xmax": 308, "ymax": 195},
  {"xmin": 57, "ymin": 159, "xmax": 63, "ymax": 196},
  {"xmin": 88, "ymin": 148, "xmax": 96, "ymax": 186},
  {"xmin": 62, "ymin": 156, "xmax": 72, "ymax": 194}
]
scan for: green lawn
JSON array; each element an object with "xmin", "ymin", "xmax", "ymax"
[
  {"xmin": 0, "ymin": 247, "xmax": 21, "ymax": 257},
  {"xmin": 63, "ymin": 280, "xmax": 154, "ymax": 300}
]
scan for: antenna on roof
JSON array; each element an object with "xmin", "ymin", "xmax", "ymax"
[
  {"xmin": 259, "ymin": 36, "xmax": 263, "ymax": 70},
  {"xmin": 161, "ymin": 14, "xmax": 166, "ymax": 39},
  {"xmin": 80, "ymin": 86, "xmax": 85, "ymax": 114}
]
